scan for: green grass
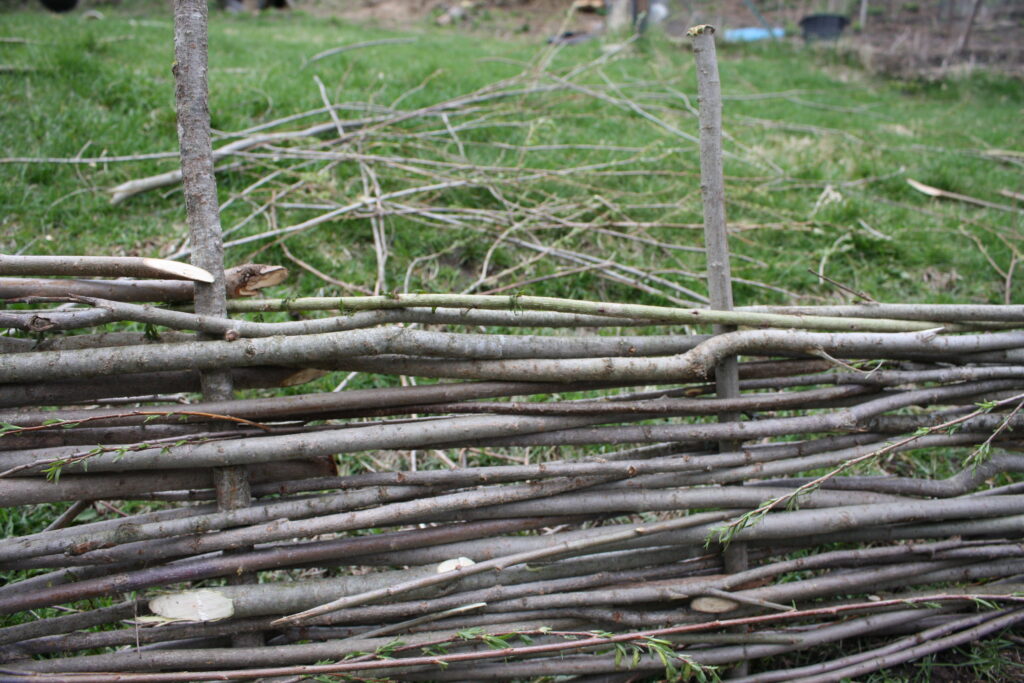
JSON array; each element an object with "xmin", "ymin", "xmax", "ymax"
[{"xmin": 1, "ymin": 7, "xmax": 1021, "ymax": 310}]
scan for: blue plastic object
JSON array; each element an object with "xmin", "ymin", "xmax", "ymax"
[{"xmin": 723, "ymin": 27, "xmax": 785, "ymax": 43}]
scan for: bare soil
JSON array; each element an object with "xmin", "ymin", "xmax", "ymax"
[{"xmin": 319, "ymin": 0, "xmax": 1024, "ymax": 79}]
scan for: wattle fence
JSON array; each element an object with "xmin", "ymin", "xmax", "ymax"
[{"xmin": 1, "ymin": 284, "xmax": 1023, "ymax": 681}]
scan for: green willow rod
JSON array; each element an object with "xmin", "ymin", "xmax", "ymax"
[{"xmin": 219, "ymin": 293, "xmax": 971, "ymax": 333}]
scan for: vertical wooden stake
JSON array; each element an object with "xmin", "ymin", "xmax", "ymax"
[
  {"xmin": 689, "ymin": 24, "xmax": 740, "ymax": 418},
  {"xmin": 955, "ymin": 0, "xmax": 983, "ymax": 55},
  {"xmin": 172, "ymin": 0, "xmax": 258, "ymax": 646},
  {"xmin": 690, "ymin": 23, "xmax": 747, "ymax": 677},
  {"xmin": 173, "ymin": 0, "xmax": 233, "ymax": 400}
]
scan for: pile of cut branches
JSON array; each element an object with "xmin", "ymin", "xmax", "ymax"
[{"xmin": 103, "ymin": 35, "xmax": 813, "ymax": 309}]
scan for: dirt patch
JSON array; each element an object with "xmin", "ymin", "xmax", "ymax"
[
  {"xmin": 315, "ymin": 0, "xmax": 1023, "ymax": 79},
  {"xmin": 314, "ymin": 0, "xmax": 783, "ymax": 41},
  {"xmin": 307, "ymin": 0, "xmax": 577, "ymax": 37},
  {"xmin": 853, "ymin": 2, "xmax": 1024, "ymax": 79}
]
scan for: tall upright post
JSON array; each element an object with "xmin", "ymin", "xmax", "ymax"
[
  {"xmin": 955, "ymin": 0, "xmax": 984, "ymax": 55},
  {"xmin": 173, "ymin": 0, "xmax": 230, "ymax": 398},
  {"xmin": 690, "ymin": 24, "xmax": 739, "ymax": 414},
  {"xmin": 690, "ymin": 23, "xmax": 746, "ymax": 678},
  {"xmin": 172, "ymin": 0, "xmax": 257, "ymax": 646}
]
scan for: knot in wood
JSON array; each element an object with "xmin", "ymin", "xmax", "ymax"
[
  {"xmin": 687, "ymin": 24, "xmax": 715, "ymax": 36},
  {"xmin": 27, "ymin": 315, "xmax": 56, "ymax": 332}
]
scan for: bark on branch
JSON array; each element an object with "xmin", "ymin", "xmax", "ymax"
[
  {"xmin": 0, "ymin": 254, "xmax": 213, "ymax": 282},
  {"xmin": 0, "ymin": 264, "xmax": 286, "ymax": 303}
]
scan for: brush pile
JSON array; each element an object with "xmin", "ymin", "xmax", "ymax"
[{"xmin": 1, "ymin": 277, "xmax": 1023, "ymax": 681}]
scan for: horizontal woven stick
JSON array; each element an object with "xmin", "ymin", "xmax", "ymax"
[
  {"xmin": 2, "ymin": 434, "xmax": 877, "ymax": 562},
  {"xmin": 0, "ymin": 606, "xmax": 943, "ymax": 677},
  {"xmin": 0, "ymin": 254, "xmax": 213, "ymax": 282},
  {"xmin": 332, "ymin": 384, "xmax": 873, "ymax": 418},
  {"xmin": 67, "ymin": 297, "xmax": 675, "ymax": 336},
  {"xmin": 741, "ymin": 364, "xmax": 1024, "ymax": 390},
  {"xmin": 739, "ymin": 303, "xmax": 1024, "ymax": 323},
  {"xmin": 0, "ymin": 379, "xmax": 615, "ymax": 428},
  {"xmin": 0, "ymin": 409, "xmax": 625, "ymax": 476},
  {"xmin": 0, "ymin": 424, "xmax": 225, "ymax": 450},
  {"xmin": 611, "ymin": 433, "xmax": 988, "ymax": 491},
  {"xmin": 0, "ymin": 264, "xmax": 286, "ymax": 302},
  {"xmin": 748, "ymin": 454, "xmax": 1024, "ymax": 498},
  {"xmin": 704, "ymin": 559, "xmax": 1024, "ymax": 616},
  {"xmin": 4, "ymin": 485, "xmax": 900, "ymax": 570},
  {"xmin": 4, "ymin": 302, "xmax": 669, "ymax": 336},
  {"xmin": 465, "ymin": 380, "xmax": 1023, "ymax": 448},
  {"xmin": 143, "ymin": 544, "xmax": 969, "ymax": 629},
  {"xmin": 865, "ymin": 413, "xmax": 1024, "ymax": 434},
  {"xmin": 0, "ymin": 616, "xmax": 281, "ymax": 661},
  {"xmin": 1, "ymin": 481, "xmax": 446, "ymax": 565},
  {"xmin": 4, "ymin": 472, "xmax": 617, "ymax": 572},
  {"xmin": 242, "ymin": 432, "xmax": 886, "ymax": 495},
  {"xmin": 318, "ymin": 349, "xmax": 1019, "ymax": 383},
  {"xmin": 780, "ymin": 608, "xmax": 1024, "ymax": 683},
  {"xmin": 149, "ymin": 555, "xmax": 722, "ymax": 625},
  {"xmin": 449, "ymin": 486, "xmax": 907, "ymax": 522},
  {"xmin": 222, "ymin": 293, "xmax": 973, "ymax": 332},
  {"xmin": 0, "ymin": 360, "xmax": 837, "ymax": 431},
  {"xmin": 339, "ymin": 559, "xmax": 972, "ymax": 616},
  {"xmin": 769, "ymin": 513, "xmax": 1024, "ymax": 554},
  {"xmin": 4, "ymin": 326, "xmax": 1024, "ymax": 386},
  {"xmin": 354, "ymin": 496, "xmax": 1024, "ymax": 569},
  {"xmin": 400, "ymin": 607, "xmax": 1017, "ymax": 681},
  {"xmin": 272, "ymin": 510, "xmax": 737, "ymax": 626},
  {"xmin": 0, "ymin": 458, "xmax": 334, "ymax": 506},
  {"xmin": 0, "ymin": 517, "xmax": 571, "ymax": 616},
  {"xmin": 0, "ymin": 307, "xmax": 121, "ymax": 332},
  {"xmin": 0, "ymin": 366, "xmax": 323, "ymax": 409},
  {"xmin": 0, "ymin": 330, "xmax": 195, "ymax": 353},
  {"xmin": 0, "ymin": 380, "xmax": 994, "ymax": 477},
  {"xmin": 743, "ymin": 609, "xmax": 1003, "ymax": 682},
  {"xmin": 0, "ymin": 601, "xmax": 137, "ymax": 649},
  {"xmin": 17, "ymin": 563, "xmax": 711, "ymax": 656}
]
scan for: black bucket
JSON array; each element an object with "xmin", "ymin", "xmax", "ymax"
[
  {"xmin": 39, "ymin": 0, "xmax": 78, "ymax": 11},
  {"xmin": 799, "ymin": 14, "xmax": 850, "ymax": 41}
]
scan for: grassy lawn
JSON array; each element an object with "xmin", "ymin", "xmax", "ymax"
[
  {"xmin": 1, "ymin": 5, "xmax": 1021, "ymax": 311},
  {"xmin": 1, "ymin": 3, "xmax": 1023, "ymax": 678}
]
